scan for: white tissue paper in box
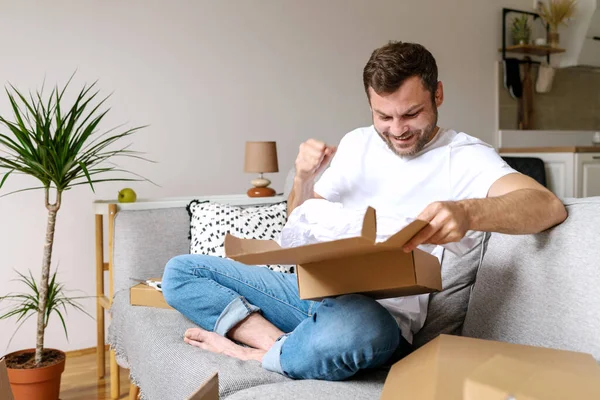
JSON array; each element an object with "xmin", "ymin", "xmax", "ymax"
[{"xmin": 279, "ymin": 199, "xmax": 476, "ymax": 256}]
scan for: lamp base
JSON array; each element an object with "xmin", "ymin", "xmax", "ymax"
[{"xmin": 247, "ymin": 187, "xmax": 276, "ymax": 197}]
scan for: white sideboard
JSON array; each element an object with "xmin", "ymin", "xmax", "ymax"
[{"xmin": 500, "ymin": 151, "xmax": 600, "ymax": 198}]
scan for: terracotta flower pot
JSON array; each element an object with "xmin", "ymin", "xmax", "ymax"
[{"xmin": 5, "ymin": 349, "xmax": 65, "ymax": 400}]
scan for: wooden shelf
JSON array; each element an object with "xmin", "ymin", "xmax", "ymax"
[{"xmin": 499, "ymin": 44, "xmax": 566, "ymax": 56}]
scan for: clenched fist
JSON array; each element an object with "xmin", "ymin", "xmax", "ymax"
[{"xmin": 295, "ymin": 139, "xmax": 337, "ymax": 182}]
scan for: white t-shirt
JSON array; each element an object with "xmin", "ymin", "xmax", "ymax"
[{"xmin": 313, "ymin": 125, "xmax": 517, "ymax": 343}]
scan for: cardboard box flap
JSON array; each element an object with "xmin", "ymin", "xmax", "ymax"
[
  {"xmin": 225, "ymin": 206, "xmax": 433, "ymax": 267},
  {"xmin": 225, "ymin": 234, "xmax": 374, "ymax": 265},
  {"xmin": 360, "ymin": 206, "xmax": 376, "ymax": 241},
  {"xmin": 413, "ymin": 249, "xmax": 443, "ymax": 290},
  {"xmin": 225, "ymin": 207, "xmax": 379, "ymax": 265},
  {"xmin": 224, "ymin": 235, "xmax": 282, "ymax": 258},
  {"xmin": 376, "ymin": 219, "xmax": 428, "ymax": 249}
]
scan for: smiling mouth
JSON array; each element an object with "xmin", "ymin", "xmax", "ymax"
[{"xmin": 388, "ymin": 132, "xmax": 416, "ymax": 143}]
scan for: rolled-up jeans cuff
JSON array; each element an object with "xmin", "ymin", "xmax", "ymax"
[
  {"xmin": 213, "ymin": 296, "xmax": 260, "ymax": 336},
  {"xmin": 262, "ymin": 334, "xmax": 289, "ymax": 375}
]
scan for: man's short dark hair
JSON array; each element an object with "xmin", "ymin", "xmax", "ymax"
[{"xmin": 363, "ymin": 41, "xmax": 438, "ymax": 102}]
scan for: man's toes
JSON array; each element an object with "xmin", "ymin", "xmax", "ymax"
[
  {"xmin": 184, "ymin": 328, "xmax": 198, "ymax": 337},
  {"xmin": 185, "ymin": 327, "xmax": 207, "ymax": 340},
  {"xmin": 184, "ymin": 337, "xmax": 207, "ymax": 349}
]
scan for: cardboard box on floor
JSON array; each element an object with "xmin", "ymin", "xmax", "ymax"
[
  {"xmin": 224, "ymin": 207, "xmax": 442, "ymax": 300},
  {"xmin": 380, "ymin": 334, "xmax": 600, "ymax": 400},
  {"xmin": 130, "ymin": 280, "xmax": 172, "ymax": 310},
  {"xmin": 0, "ymin": 358, "xmax": 15, "ymax": 400}
]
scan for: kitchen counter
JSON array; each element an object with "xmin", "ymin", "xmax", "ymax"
[
  {"xmin": 497, "ymin": 130, "xmax": 600, "ymax": 149},
  {"xmin": 499, "ymin": 146, "xmax": 600, "ymax": 153}
]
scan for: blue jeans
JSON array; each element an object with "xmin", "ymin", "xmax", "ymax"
[{"xmin": 161, "ymin": 254, "xmax": 411, "ymax": 381}]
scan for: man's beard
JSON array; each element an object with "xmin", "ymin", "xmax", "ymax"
[{"xmin": 375, "ymin": 109, "xmax": 438, "ymax": 157}]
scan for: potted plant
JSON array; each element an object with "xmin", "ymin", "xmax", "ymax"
[
  {"xmin": 537, "ymin": 0, "xmax": 577, "ymax": 47},
  {"xmin": 511, "ymin": 14, "xmax": 532, "ymax": 45},
  {"xmin": 0, "ymin": 75, "xmax": 149, "ymax": 399}
]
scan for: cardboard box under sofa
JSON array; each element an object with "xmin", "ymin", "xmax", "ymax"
[
  {"xmin": 224, "ymin": 206, "xmax": 442, "ymax": 300},
  {"xmin": 380, "ymin": 334, "xmax": 600, "ymax": 400}
]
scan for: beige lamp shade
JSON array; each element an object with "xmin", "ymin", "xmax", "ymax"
[{"xmin": 244, "ymin": 141, "xmax": 279, "ymax": 173}]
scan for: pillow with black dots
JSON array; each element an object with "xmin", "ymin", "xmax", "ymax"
[{"xmin": 186, "ymin": 200, "xmax": 294, "ymax": 273}]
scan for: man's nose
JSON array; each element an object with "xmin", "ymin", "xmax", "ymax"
[{"xmin": 389, "ymin": 120, "xmax": 409, "ymax": 136}]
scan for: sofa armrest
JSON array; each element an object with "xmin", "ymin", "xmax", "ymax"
[{"xmin": 112, "ymin": 207, "xmax": 190, "ymax": 296}]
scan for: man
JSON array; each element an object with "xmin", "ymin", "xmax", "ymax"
[{"xmin": 162, "ymin": 41, "xmax": 566, "ymax": 381}]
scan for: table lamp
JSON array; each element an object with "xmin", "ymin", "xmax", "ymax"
[{"xmin": 244, "ymin": 141, "xmax": 279, "ymax": 197}]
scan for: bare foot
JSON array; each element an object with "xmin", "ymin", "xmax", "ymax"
[{"xmin": 184, "ymin": 328, "xmax": 266, "ymax": 362}]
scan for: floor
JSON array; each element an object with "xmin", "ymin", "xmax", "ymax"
[{"xmin": 60, "ymin": 350, "xmax": 132, "ymax": 400}]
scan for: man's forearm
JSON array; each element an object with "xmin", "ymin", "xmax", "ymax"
[
  {"xmin": 459, "ymin": 189, "xmax": 567, "ymax": 234},
  {"xmin": 287, "ymin": 177, "xmax": 315, "ymax": 216}
]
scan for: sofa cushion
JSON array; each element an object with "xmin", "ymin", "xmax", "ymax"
[
  {"xmin": 412, "ymin": 230, "xmax": 487, "ymax": 348},
  {"xmin": 113, "ymin": 208, "xmax": 191, "ymax": 295},
  {"xmin": 462, "ymin": 197, "xmax": 600, "ymax": 361},
  {"xmin": 187, "ymin": 200, "xmax": 291, "ymax": 273},
  {"xmin": 108, "ymin": 291, "xmax": 289, "ymax": 399},
  {"xmin": 226, "ymin": 370, "xmax": 388, "ymax": 400}
]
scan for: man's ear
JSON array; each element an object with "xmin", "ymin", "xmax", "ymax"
[{"xmin": 435, "ymin": 81, "xmax": 444, "ymax": 108}]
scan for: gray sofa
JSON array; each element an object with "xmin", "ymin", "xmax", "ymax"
[{"xmin": 108, "ymin": 194, "xmax": 600, "ymax": 399}]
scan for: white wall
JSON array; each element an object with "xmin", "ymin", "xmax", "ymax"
[{"xmin": 0, "ymin": 0, "xmax": 533, "ymax": 354}]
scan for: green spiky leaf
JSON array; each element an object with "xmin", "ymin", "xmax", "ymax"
[
  {"xmin": 0, "ymin": 72, "xmax": 154, "ymax": 193},
  {"xmin": 0, "ymin": 268, "xmax": 93, "ymax": 345}
]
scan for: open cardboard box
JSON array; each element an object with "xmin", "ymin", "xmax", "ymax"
[
  {"xmin": 224, "ymin": 207, "xmax": 442, "ymax": 300},
  {"xmin": 0, "ymin": 358, "xmax": 15, "ymax": 400},
  {"xmin": 130, "ymin": 280, "xmax": 172, "ymax": 310},
  {"xmin": 380, "ymin": 334, "xmax": 600, "ymax": 400}
]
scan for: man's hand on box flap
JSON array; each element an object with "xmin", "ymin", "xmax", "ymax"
[{"xmin": 403, "ymin": 201, "xmax": 469, "ymax": 253}]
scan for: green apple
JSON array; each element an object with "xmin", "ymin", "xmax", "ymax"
[{"xmin": 118, "ymin": 188, "xmax": 137, "ymax": 203}]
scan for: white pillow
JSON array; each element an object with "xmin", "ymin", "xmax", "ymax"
[{"xmin": 187, "ymin": 200, "xmax": 293, "ymax": 273}]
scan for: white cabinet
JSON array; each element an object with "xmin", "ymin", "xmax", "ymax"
[
  {"xmin": 500, "ymin": 152, "xmax": 600, "ymax": 198},
  {"xmin": 576, "ymin": 154, "xmax": 600, "ymax": 197}
]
